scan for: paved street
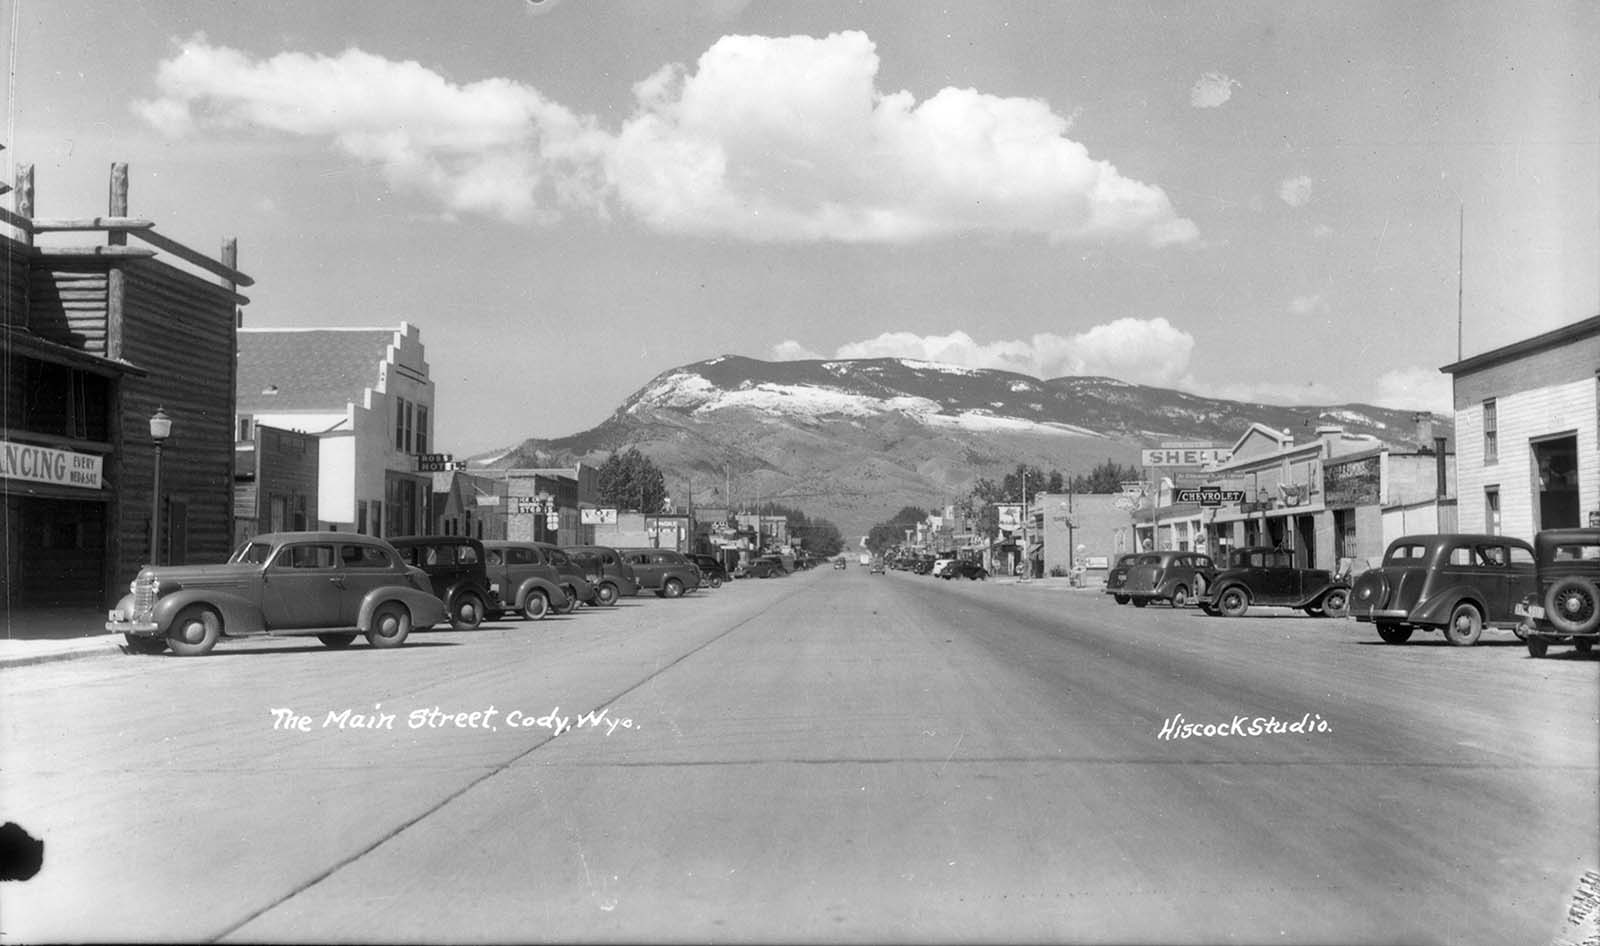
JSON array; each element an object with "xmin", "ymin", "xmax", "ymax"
[{"xmin": 2, "ymin": 567, "xmax": 1596, "ymax": 944}]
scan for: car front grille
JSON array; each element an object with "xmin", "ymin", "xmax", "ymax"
[{"xmin": 131, "ymin": 574, "xmax": 158, "ymax": 618}]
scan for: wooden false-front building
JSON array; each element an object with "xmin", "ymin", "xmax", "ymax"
[{"xmin": 1, "ymin": 162, "xmax": 250, "ymax": 613}]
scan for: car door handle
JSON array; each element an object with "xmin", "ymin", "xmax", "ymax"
[{"xmin": 329, "ymin": 577, "xmax": 346, "ymax": 588}]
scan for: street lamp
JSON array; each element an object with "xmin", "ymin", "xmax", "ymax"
[{"xmin": 148, "ymin": 407, "xmax": 172, "ymax": 565}]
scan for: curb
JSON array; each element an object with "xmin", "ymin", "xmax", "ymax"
[{"xmin": 0, "ymin": 638, "xmax": 126, "ymax": 670}]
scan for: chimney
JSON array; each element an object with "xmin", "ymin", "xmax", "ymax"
[
  {"xmin": 1435, "ymin": 436, "xmax": 1448, "ymax": 497},
  {"xmin": 1315, "ymin": 425, "xmax": 1344, "ymax": 455},
  {"xmin": 1414, "ymin": 413, "xmax": 1435, "ymax": 450}
]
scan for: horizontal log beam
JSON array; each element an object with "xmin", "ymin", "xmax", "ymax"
[
  {"xmin": 35, "ymin": 245, "xmax": 157, "ymax": 259},
  {"xmin": 31, "ymin": 216, "xmax": 156, "ymax": 233},
  {"xmin": 128, "ymin": 228, "xmax": 254, "ymax": 287}
]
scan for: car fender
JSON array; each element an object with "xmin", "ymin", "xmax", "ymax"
[
  {"xmin": 1410, "ymin": 586, "xmax": 1491, "ymax": 627},
  {"xmin": 516, "ymin": 577, "xmax": 568, "ymax": 610},
  {"xmin": 359, "ymin": 587, "xmax": 449, "ymax": 631},
  {"xmin": 151, "ymin": 588, "xmax": 266, "ymax": 636}
]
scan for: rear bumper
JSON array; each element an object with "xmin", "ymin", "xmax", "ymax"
[{"xmin": 1349, "ymin": 608, "xmax": 1409, "ymax": 622}]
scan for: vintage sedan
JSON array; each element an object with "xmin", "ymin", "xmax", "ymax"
[
  {"xmin": 619, "ymin": 548, "xmax": 702, "ymax": 598},
  {"xmin": 1349, "ymin": 533, "xmax": 1537, "ymax": 645},
  {"xmin": 1514, "ymin": 528, "xmax": 1599, "ymax": 658},
  {"xmin": 1104, "ymin": 553, "xmax": 1151, "ymax": 605},
  {"xmin": 389, "ymin": 536, "xmax": 496, "ymax": 630},
  {"xmin": 940, "ymin": 560, "xmax": 986, "ymax": 580},
  {"xmin": 481, "ymin": 540, "xmax": 573, "ymax": 620},
  {"xmin": 1201, "ymin": 547, "xmax": 1351, "ymax": 619},
  {"xmin": 1121, "ymin": 551, "xmax": 1217, "ymax": 608},
  {"xmin": 690, "ymin": 554, "xmax": 731, "ymax": 588},
  {"xmin": 561, "ymin": 545, "xmax": 639, "ymax": 605},
  {"xmin": 106, "ymin": 531, "xmax": 448, "ymax": 656}
]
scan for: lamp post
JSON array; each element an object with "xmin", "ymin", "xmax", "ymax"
[{"xmin": 148, "ymin": 407, "xmax": 172, "ymax": 565}]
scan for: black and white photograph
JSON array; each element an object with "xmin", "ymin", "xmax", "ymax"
[{"xmin": 1, "ymin": 1, "xmax": 1597, "ymax": 942}]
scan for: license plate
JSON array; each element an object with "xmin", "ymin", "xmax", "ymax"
[{"xmin": 1515, "ymin": 602, "xmax": 1545, "ymax": 619}]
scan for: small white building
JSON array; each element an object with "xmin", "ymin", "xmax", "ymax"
[
  {"xmin": 1442, "ymin": 314, "xmax": 1600, "ymax": 540},
  {"xmin": 236, "ymin": 323, "xmax": 436, "ymax": 537}
]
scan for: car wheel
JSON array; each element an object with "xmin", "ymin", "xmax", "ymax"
[
  {"xmin": 1131, "ymin": 598, "xmax": 1148, "ymax": 608},
  {"xmin": 708, "ymin": 575, "xmax": 723, "ymax": 589},
  {"xmin": 1545, "ymin": 577, "xmax": 1600, "ymax": 635},
  {"xmin": 663, "ymin": 578, "xmax": 684, "ymax": 599},
  {"xmin": 1443, "ymin": 603, "xmax": 1483, "ymax": 646},
  {"xmin": 595, "ymin": 582, "xmax": 619, "ymax": 607},
  {"xmin": 451, "ymin": 592, "xmax": 485, "ymax": 630},
  {"xmin": 1217, "ymin": 587, "xmax": 1249, "ymax": 618},
  {"xmin": 123, "ymin": 634, "xmax": 167, "ymax": 655},
  {"xmin": 318, "ymin": 633, "xmax": 358, "ymax": 649},
  {"xmin": 555, "ymin": 587, "xmax": 578, "ymax": 614},
  {"xmin": 522, "ymin": 591, "xmax": 549, "ymax": 621},
  {"xmin": 1527, "ymin": 637, "xmax": 1548, "ymax": 658},
  {"xmin": 366, "ymin": 602, "xmax": 411, "ymax": 649},
  {"xmin": 1321, "ymin": 588, "xmax": 1350, "ymax": 619},
  {"xmin": 1170, "ymin": 586, "xmax": 1189, "ymax": 608},
  {"xmin": 166, "ymin": 605, "xmax": 221, "ymax": 657},
  {"xmin": 1113, "ymin": 594, "xmax": 1130, "ymax": 605},
  {"xmin": 1376, "ymin": 622, "xmax": 1412, "ymax": 644}
]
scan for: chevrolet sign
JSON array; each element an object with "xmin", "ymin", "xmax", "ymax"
[{"xmin": 1175, "ymin": 488, "xmax": 1246, "ymax": 506}]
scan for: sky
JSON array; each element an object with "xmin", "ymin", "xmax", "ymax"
[{"xmin": 4, "ymin": 0, "xmax": 1596, "ymax": 457}]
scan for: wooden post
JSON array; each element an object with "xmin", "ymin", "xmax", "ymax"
[
  {"xmin": 106, "ymin": 163, "xmax": 128, "ymax": 359},
  {"xmin": 16, "ymin": 164, "xmax": 34, "ymax": 246}
]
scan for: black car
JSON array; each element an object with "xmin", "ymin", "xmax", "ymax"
[
  {"xmin": 1200, "ymin": 546, "xmax": 1350, "ymax": 619},
  {"xmin": 389, "ymin": 536, "xmax": 496, "ymax": 630},
  {"xmin": 1515, "ymin": 528, "xmax": 1599, "ymax": 657},
  {"xmin": 739, "ymin": 555, "xmax": 786, "ymax": 579},
  {"xmin": 941, "ymin": 560, "xmax": 988, "ymax": 581},
  {"xmin": 1349, "ymin": 533, "xmax": 1536, "ymax": 645},
  {"xmin": 690, "ymin": 554, "xmax": 731, "ymax": 588}
]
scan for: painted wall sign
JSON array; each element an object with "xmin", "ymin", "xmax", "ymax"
[
  {"xmin": 0, "ymin": 440, "xmax": 104, "ymax": 489},
  {"xmin": 1323, "ymin": 455, "xmax": 1381, "ymax": 507}
]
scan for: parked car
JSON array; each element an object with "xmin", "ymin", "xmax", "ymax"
[
  {"xmin": 561, "ymin": 545, "xmax": 639, "ymax": 606},
  {"xmin": 1513, "ymin": 529, "xmax": 1599, "ymax": 657},
  {"xmin": 389, "ymin": 536, "xmax": 497, "ymax": 630},
  {"xmin": 869, "ymin": 559, "xmax": 888, "ymax": 575},
  {"xmin": 940, "ymin": 560, "xmax": 986, "ymax": 580},
  {"xmin": 738, "ymin": 555, "xmax": 787, "ymax": 579},
  {"xmin": 690, "ymin": 554, "xmax": 731, "ymax": 588},
  {"xmin": 1103, "ymin": 553, "xmax": 1149, "ymax": 605},
  {"xmin": 481, "ymin": 540, "xmax": 573, "ymax": 620},
  {"xmin": 833, "ymin": 558, "xmax": 848, "ymax": 570},
  {"xmin": 620, "ymin": 548, "xmax": 702, "ymax": 598},
  {"xmin": 929, "ymin": 557, "xmax": 956, "ymax": 578},
  {"xmin": 1348, "ymin": 533, "xmax": 1536, "ymax": 645},
  {"xmin": 1121, "ymin": 551, "xmax": 1216, "ymax": 608},
  {"xmin": 107, "ymin": 531, "xmax": 449, "ymax": 656},
  {"xmin": 1200, "ymin": 547, "xmax": 1351, "ymax": 619}
]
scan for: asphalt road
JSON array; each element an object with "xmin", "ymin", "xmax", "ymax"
[{"xmin": 1, "ymin": 567, "xmax": 1595, "ymax": 944}]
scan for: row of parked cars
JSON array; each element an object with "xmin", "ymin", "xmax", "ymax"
[
  {"xmin": 1102, "ymin": 529, "xmax": 1599, "ymax": 658},
  {"xmin": 104, "ymin": 532, "xmax": 760, "ymax": 657}
]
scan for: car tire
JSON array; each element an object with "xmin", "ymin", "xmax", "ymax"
[
  {"xmin": 366, "ymin": 602, "xmax": 411, "ymax": 649},
  {"xmin": 1170, "ymin": 586, "xmax": 1189, "ymax": 609},
  {"xmin": 1377, "ymin": 622, "xmax": 1412, "ymax": 644},
  {"xmin": 166, "ymin": 605, "xmax": 221, "ymax": 657},
  {"xmin": 1321, "ymin": 588, "xmax": 1350, "ymax": 619},
  {"xmin": 555, "ymin": 588, "xmax": 578, "ymax": 614},
  {"xmin": 1113, "ymin": 595, "xmax": 1130, "ymax": 605},
  {"xmin": 663, "ymin": 578, "xmax": 684, "ymax": 599},
  {"xmin": 1131, "ymin": 598, "xmax": 1148, "ymax": 608},
  {"xmin": 1217, "ymin": 587, "xmax": 1249, "ymax": 618},
  {"xmin": 1545, "ymin": 577, "xmax": 1600, "ymax": 636},
  {"xmin": 1443, "ymin": 603, "xmax": 1483, "ymax": 646},
  {"xmin": 595, "ymin": 582, "xmax": 619, "ymax": 607},
  {"xmin": 123, "ymin": 634, "xmax": 168, "ymax": 655},
  {"xmin": 708, "ymin": 575, "xmax": 723, "ymax": 589},
  {"xmin": 451, "ymin": 592, "xmax": 485, "ymax": 631},
  {"xmin": 523, "ymin": 591, "xmax": 549, "ymax": 621},
  {"xmin": 318, "ymin": 633, "xmax": 358, "ymax": 648},
  {"xmin": 1527, "ymin": 637, "xmax": 1549, "ymax": 658}
]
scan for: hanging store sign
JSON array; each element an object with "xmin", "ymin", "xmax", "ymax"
[
  {"xmin": 0, "ymin": 440, "xmax": 103, "ymax": 489},
  {"xmin": 581, "ymin": 508, "xmax": 618, "ymax": 525},
  {"xmin": 1174, "ymin": 488, "xmax": 1247, "ymax": 507},
  {"xmin": 414, "ymin": 453, "xmax": 462, "ymax": 472}
]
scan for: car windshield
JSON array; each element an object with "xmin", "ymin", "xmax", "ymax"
[
  {"xmin": 549, "ymin": 549, "xmax": 573, "ymax": 567},
  {"xmin": 230, "ymin": 541, "xmax": 275, "ymax": 565}
]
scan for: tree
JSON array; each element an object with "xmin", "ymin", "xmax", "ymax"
[
  {"xmin": 866, "ymin": 505, "xmax": 931, "ymax": 553},
  {"xmin": 597, "ymin": 447, "xmax": 668, "ymax": 513},
  {"xmin": 1072, "ymin": 459, "xmax": 1143, "ymax": 494}
]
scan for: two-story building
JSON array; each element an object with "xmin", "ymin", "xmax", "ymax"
[
  {"xmin": 236, "ymin": 323, "xmax": 436, "ymax": 538},
  {"xmin": 2, "ymin": 162, "xmax": 247, "ymax": 612},
  {"xmin": 1441, "ymin": 314, "xmax": 1599, "ymax": 539}
]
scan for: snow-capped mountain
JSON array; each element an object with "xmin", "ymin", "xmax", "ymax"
[{"xmin": 473, "ymin": 355, "xmax": 1451, "ymax": 536}]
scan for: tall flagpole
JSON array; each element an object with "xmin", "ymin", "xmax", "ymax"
[{"xmin": 1457, "ymin": 203, "xmax": 1464, "ymax": 360}]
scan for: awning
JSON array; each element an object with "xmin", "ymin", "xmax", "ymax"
[{"xmin": 1026, "ymin": 542, "xmax": 1044, "ymax": 557}]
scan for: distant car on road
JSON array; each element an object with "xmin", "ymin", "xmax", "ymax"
[
  {"xmin": 1200, "ymin": 547, "xmax": 1350, "ymax": 619},
  {"xmin": 940, "ymin": 560, "xmax": 987, "ymax": 580},
  {"xmin": 107, "ymin": 531, "xmax": 448, "ymax": 656},
  {"xmin": 1516, "ymin": 528, "xmax": 1600, "ymax": 657},
  {"xmin": 389, "ymin": 536, "xmax": 496, "ymax": 630},
  {"xmin": 869, "ymin": 559, "xmax": 887, "ymax": 575},
  {"xmin": 1349, "ymin": 533, "xmax": 1536, "ymax": 645},
  {"xmin": 1121, "ymin": 551, "xmax": 1216, "ymax": 608},
  {"xmin": 738, "ymin": 555, "xmax": 787, "ymax": 579},
  {"xmin": 833, "ymin": 558, "xmax": 848, "ymax": 570},
  {"xmin": 690, "ymin": 554, "xmax": 731, "ymax": 588}
]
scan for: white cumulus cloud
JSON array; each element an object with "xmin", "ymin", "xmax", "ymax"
[
  {"xmin": 134, "ymin": 32, "xmax": 1197, "ymax": 247},
  {"xmin": 1189, "ymin": 72, "xmax": 1239, "ymax": 108},
  {"xmin": 1279, "ymin": 175, "xmax": 1314, "ymax": 208},
  {"xmin": 771, "ymin": 318, "xmax": 1197, "ymax": 387}
]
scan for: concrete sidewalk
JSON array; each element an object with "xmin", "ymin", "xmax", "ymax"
[{"xmin": 0, "ymin": 607, "xmax": 128, "ymax": 669}]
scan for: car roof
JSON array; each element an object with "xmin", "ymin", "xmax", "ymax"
[
  {"xmin": 389, "ymin": 535, "xmax": 484, "ymax": 547},
  {"xmin": 247, "ymin": 531, "xmax": 386, "ymax": 545}
]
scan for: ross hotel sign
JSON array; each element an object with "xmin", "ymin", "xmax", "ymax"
[{"xmin": 0, "ymin": 439, "xmax": 104, "ymax": 489}]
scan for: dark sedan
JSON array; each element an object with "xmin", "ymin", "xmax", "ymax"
[{"xmin": 1349, "ymin": 533, "xmax": 1536, "ymax": 645}]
